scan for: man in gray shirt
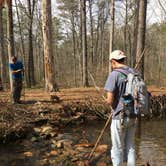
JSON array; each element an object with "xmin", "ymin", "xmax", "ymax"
[{"xmin": 104, "ymin": 50, "xmax": 136, "ymax": 166}]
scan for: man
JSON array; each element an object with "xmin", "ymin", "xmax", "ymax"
[
  {"xmin": 9, "ymin": 56, "xmax": 24, "ymax": 104},
  {"xmin": 104, "ymin": 50, "xmax": 136, "ymax": 166}
]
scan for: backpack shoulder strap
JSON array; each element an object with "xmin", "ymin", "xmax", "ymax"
[{"xmin": 114, "ymin": 68, "xmax": 131, "ymax": 76}]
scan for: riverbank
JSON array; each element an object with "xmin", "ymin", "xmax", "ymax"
[
  {"xmin": 0, "ymin": 86, "xmax": 166, "ymax": 143},
  {"xmin": 0, "ymin": 87, "xmax": 166, "ymax": 165},
  {"xmin": 0, "ymin": 88, "xmax": 107, "ymax": 142}
]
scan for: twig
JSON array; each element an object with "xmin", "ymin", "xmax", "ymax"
[
  {"xmin": 88, "ymin": 112, "xmax": 112, "ymax": 161},
  {"xmin": 88, "ymin": 71, "xmax": 113, "ymax": 161}
]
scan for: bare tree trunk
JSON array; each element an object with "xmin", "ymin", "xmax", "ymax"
[
  {"xmin": 27, "ymin": 0, "xmax": 35, "ymax": 87},
  {"xmin": 79, "ymin": 0, "xmax": 83, "ymax": 85},
  {"xmin": 124, "ymin": 0, "xmax": 128, "ymax": 53},
  {"xmin": 36, "ymin": 7, "xmax": 44, "ymax": 83},
  {"xmin": 0, "ymin": 6, "xmax": 6, "ymax": 90},
  {"xmin": 15, "ymin": 0, "xmax": 28, "ymax": 86},
  {"xmin": 136, "ymin": 0, "xmax": 147, "ymax": 78},
  {"xmin": 6, "ymin": 0, "xmax": 15, "ymax": 91},
  {"xmin": 89, "ymin": 0, "xmax": 94, "ymax": 64},
  {"xmin": 158, "ymin": 0, "xmax": 166, "ymax": 14},
  {"xmin": 109, "ymin": 0, "xmax": 115, "ymax": 72},
  {"xmin": 42, "ymin": 0, "xmax": 58, "ymax": 92},
  {"xmin": 94, "ymin": 14, "xmax": 100, "ymax": 64},
  {"xmin": 100, "ymin": 7, "xmax": 105, "ymax": 70},
  {"xmin": 158, "ymin": 27, "xmax": 162, "ymax": 86},
  {"xmin": 0, "ymin": 0, "xmax": 5, "ymax": 7},
  {"xmin": 81, "ymin": 0, "xmax": 89, "ymax": 87},
  {"xmin": 131, "ymin": 0, "xmax": 139, "ymax": 68},
  {"xmin": 71, "ymin": 12, "xmax": 77, "ymax": 87}
]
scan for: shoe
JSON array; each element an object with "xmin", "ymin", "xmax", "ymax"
[
  {"xmin": 12, "ymin": 101, "xmax": 21, "ymax": 104},
  {"xmin": 17, "ymin": 101, "xmax": 22, "ymax": 104},
  {"xmin": 12, "ymin": 101, "xmax": 17, "ymax": 104}
]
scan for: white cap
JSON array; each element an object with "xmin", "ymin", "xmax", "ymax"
[{"xmin": 109, "ymin": 50, "xmax": 126, "ymax": 61}]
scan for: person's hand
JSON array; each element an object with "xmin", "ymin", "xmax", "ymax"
[
  {"xmin": 17, "ymin": 69, "xmax": 22, "ymax": 72},
  {"xmin": 12, "ymin": 69, "xmax": 22, "ymax": 74}
]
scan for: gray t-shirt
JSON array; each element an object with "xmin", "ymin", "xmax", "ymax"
[{"xmin": 104, "ymin": 66, "xmax": 133, "ymax": 119}]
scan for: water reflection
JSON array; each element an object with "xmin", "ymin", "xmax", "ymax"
[
  {"xmin": 66, "ymin": 120, "xmax": 166, "ymax": 165},
  {"xmin": 0, "ymin": 120, "xmax": 165, "ymax": 166}
]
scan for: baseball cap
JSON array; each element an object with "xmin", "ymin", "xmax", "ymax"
[{"xmin": 109, "ymin": 50, "xmax": 126, "ymax": 61}]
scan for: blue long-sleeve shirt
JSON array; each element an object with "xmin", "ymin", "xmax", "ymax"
[{"xmin": 9, "ymin": 61, "xmax": 23, "ymax": 79}]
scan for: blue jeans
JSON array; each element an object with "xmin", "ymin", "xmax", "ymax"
[{"xmin": 111, "ymin": 118, "xmax": 136, "ymax": 166}]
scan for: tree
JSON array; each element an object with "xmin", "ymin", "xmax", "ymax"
[
  {"xmin": 124, "ymin": 0, "xmax": 128, "ymax": 53},
  {"xmin": 109, "ymin": 0, "xmax": 115, "ymax": 72},
  {"xmin": 0, "ymin": 0, "xmax": 5, "ymax": 7},
  {"xmin": 135, "ymin": 0, "xmax": 147, "ymax": 78},
  {"xmin": 56, "ymin": 0, "xmax": 80, "ymax": 87},
  {"xmin": 42, "ymin": 0, "xmax": 58, "ymax": 92},
  {"xmin": 27, "ymin": 0, "xmax": 36, "ymax": 87},
  {"xmin": 6, "ymin": 0, "xmax": 15, "ymax": 91},
  {"xmin": 158, "ymin": 0, "xmax": 166, "ymax": 15},
  {"xmin": 15, "ymin": 0, "xmax": 27, "ymax": 85},
  {"xmin": 88, "ymin": 0, "xmax": 94, "ymax": 64},
  {"xmin": 81, "ymin": 0, "xmax": 89, "ymax": 87},
  {"xmin": 131, "ymin": 0, "xmax": 139, "ymax": 68},
  {"xmin": 0, "ymin": 5, "xmax": 6, "ymax": 90}
]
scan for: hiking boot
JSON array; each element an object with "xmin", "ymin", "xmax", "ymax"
[
  {"xmin": 12, "ymin": 101, "xmax": 17, "ymax": 104},
  {"xmin": 12, "ymin": 100, "xmax": 22, "ymax": 104}
]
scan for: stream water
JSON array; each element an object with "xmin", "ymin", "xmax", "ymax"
[{"xmin": 0, "ymin": 120, "xmax": 165, "ymax": 166}]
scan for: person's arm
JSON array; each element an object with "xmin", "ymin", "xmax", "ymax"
[
  {"xmin": 106, "ymin": 91, "xmax": 114, "ymax": 106},
  {"xmin": 11, "ymin": 69, "xmax": 22, "ymax": 74},
  {"xmin": 104, "ymin": 71, "xmax": 117, "ymax": 108},
  {"xmin": 9, "ymin": 61, "xmax": 23, "ymax": 74}
]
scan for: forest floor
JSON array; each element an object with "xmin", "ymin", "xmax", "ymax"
[
  {"xmin": 0, "ymin": 87, "xmax": 110, "ymax": 143},
  {"xmin": 0, "ymin": 86, "xmax": 166, "ymax": 165},
  {"xmin": 0, "ymin": 85, "xmax": 166, "ymax": 141}
]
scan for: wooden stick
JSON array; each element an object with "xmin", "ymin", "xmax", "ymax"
[
  {"xmin": 88, "ymin": 71, "xmax": 113, "ymax": 160},
  {"xmin": 88, "ymin": 112, "xmax": 112, "ymax": 160}
]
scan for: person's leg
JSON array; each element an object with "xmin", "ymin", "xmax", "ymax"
[
  {"xmin": 12, "ymin": 79, "xmax": 17, "ymax": 103},
  {"xmin": 14, "ymin": 79, "xmax": 20, "ymax": 102},
  {"xmin": 125, "ymin": 119, "xmax": 136, "ymax": 166},
  {"xmin": 111, "ymin": 119, "xmax": 125, "ymax": 166},
  {"xmin": 17, "ymin": 79, "xmax": 22, "ymax": 102}
]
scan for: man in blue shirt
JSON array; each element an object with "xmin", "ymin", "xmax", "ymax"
[
  {"xmin": 104, "ymin": 50, "xmax": 136, "ymax": 166},
  {"xmin": 9, "ymin": 56, "xmax": 24, "ymax": 104}
]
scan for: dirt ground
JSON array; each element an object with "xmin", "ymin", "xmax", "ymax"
[
  {"xmin": 0, "ymin": 87, "xmax": 102, "ymax": 104},
  {"xmin": 0, "ymin": 86, "xmax": 166, "ymax": 143},
  {"xmin": 1, "ymin": 86, "xmax": 166, "ymax": 104},
  {"xmin": 0, "ymin": 86, "xmax": 166, "ymax": 165},
  {"xmin": 0, "ymin": 87, "xmax": 107, "ymax": 143}
]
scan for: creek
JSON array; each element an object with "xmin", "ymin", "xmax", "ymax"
[{"xmin": 0, "ymin": 120, "xmax": 165, "ymax": 166}]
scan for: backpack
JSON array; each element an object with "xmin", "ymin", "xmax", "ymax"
[{"xmin": 115, "ymin": 68, "xmax": 150, "ymax": 117}]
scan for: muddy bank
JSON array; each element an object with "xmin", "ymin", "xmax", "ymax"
[
  {"xmin": 0, "ymin": 100, "xmax": 109, "ymax": 143},
  {"xmin": 0, "ymin": 119, "xmax": 165, "ymax": 166},
  {"xmin": 0, "ymin": 87, "xmax": 166, "ymax": 143}
]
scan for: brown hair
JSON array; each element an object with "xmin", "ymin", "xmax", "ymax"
[
  {"xmin": 113, "ymin": 58, "xmax": 125, "ymax": 63},
  {"xmin": 11, "ymin": 56, "xmax": 17, "ymax": 62}
]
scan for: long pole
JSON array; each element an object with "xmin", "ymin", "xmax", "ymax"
[
  {"xmin": 88, "ymin": 112, "xmax": 112, "ymax": 161},
  {"xmin": 88, "ymin": 72, "xmax": 113, "ymax": 161}
]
